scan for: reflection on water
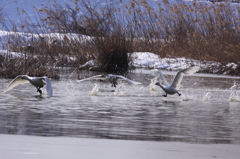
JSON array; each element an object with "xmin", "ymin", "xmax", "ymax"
[{"xmin": 0, "ymin": 70, "xmax": 240, "ymax": 144}]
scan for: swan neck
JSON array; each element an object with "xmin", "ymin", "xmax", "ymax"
[
  {"xmin": 22, "ymin": 75, "xmax": 31, "ymax": 81},
  {"xmin": 159, "ymin": 84, "xmax": 165, "ymax": 89}
]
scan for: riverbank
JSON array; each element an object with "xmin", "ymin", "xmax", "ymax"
[{"xmin": 0, "ymin": 134, "xmax": 239, "ymax": 159}]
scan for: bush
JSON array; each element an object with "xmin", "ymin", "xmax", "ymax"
[{"xmin": 94, "ymin": 34, "xmax": 133, "ymax": 73}]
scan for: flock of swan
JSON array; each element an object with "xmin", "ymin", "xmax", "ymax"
[{"xmin": 3, "ymin": 66, "xmax": 200, "ymax": 97}]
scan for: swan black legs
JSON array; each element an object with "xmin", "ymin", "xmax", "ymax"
[
  {"xmin": 37, "ymin": 86, "xmax": 43, "ymax": 94},
  {"xmin": 162, "ymin": 93, "xmax": 167, "ymax": 97},
  {"xmin": 162, "ymin": 92, "xmax": 181, "ymax": 97}
]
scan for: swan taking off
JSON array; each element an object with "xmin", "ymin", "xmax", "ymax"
[
  {"xmin": 78, "ymin": 74, "xmax": 141, "ymax": 87},
  {"xmin": 155, "ymin": 66, "xmax": 200, "ymax": 97},
  {"xmin": 3, "ymin": 75, "xmax": 53, "ymax": 96}
]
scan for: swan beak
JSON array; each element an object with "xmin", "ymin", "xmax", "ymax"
[{"xmin": 155, "ymin": 82, "xmax": 160, "ymax": 86}]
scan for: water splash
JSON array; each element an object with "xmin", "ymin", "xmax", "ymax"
[
  {"xmin": 229, "ymin": 81, "xmax": 240, "ymax": 102},
  {"xmin": 149, "ymin": 77, "xmax": 159, "ymax": 91},
  {"xmin": 228, "ymin": 91, "xmax": 240, "ymax": 102},
  {"xmin": 91, "ymin": 84, "xmax": 99, "ymax": 96},
  {"xmin": 202, "ymin": 92, "xmax": 212, "ymax": 101},
  {"xmin": 229, "ymin": 91, "xmax": 240, "ymax": 102},
  {"xmin": 181, "ymin": 93, "xmax": 191, "ymax": 101},
  {"xmin": 230, "ymin": 80, "xmax": 237, "ymax": 90},
  {"xmin": 112, "ymin": 85, "xmax": 125, "ymax": 96},
  {"xmin": 65, "ymin": 81, "xmax": 76, "ymax": 96}
]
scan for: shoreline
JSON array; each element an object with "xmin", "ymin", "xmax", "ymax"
[{"xmin": 0, "ymin": 134, "xmax": 239, "ymax": 159}]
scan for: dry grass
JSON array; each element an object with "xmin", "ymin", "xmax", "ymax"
[
  {"xmin": 0, "ymin": 0, "xmax": 239, "ymax": 77},
  {"xmin": 0, "ymin": 57, "xmax": 59, "ymax": 79}
]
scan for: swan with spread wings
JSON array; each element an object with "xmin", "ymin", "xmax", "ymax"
[
  {"xmin": 78, "ymin": 74, "xmax": 141, "ymax": 87},
  {"xmin": 3, "ymin": 75, "xmax": 53, "ymax": 96},
  {"xmin": 155, "ymin": 66, "xmax": 200, "ymax": 97}
]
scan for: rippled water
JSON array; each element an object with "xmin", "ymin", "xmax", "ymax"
[{"xmin": 0, "ymin": 69, "xmax": 240, "ymax": 144}]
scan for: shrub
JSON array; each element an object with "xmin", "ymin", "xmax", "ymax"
[{"xmin": 94, "ymin": 34, "xmax": 133, "ymax": 73}]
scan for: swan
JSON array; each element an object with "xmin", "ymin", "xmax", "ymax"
[
  {"xmin": 3, "ymin": 75, "xmax": 53, "ymax": 96},
  {"xmin": 78, "ymin": 74, "xmax": 141, "ymax": 87},
  {"xmin": 155, "ymin": 66, "xmax": 200, "ymax": 97}
]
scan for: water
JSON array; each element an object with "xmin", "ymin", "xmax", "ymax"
[{"xmin": 0, "ymin": 69, "xmax": 240, "ymax": 144}]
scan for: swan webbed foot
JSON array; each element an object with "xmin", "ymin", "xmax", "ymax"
[
  {"xmin": 162, "ymin": 94, "xmax": 167, "ymax": 97},
  {"xmin": 37, "ymin": 89, "xmax": 42, "ymax": 94},
  {"xmin": 37, "ymin": 86, "xmax": 43, "ymax": 95}
]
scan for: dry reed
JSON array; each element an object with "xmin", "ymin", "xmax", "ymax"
[{"xmin": 0, "ymin": 0, "xmax": 239, "ymax": 77}]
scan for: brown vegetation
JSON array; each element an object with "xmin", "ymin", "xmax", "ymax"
[{"xmin": 0, "ymin": 0, "xmax": 239, "ymax": 77}]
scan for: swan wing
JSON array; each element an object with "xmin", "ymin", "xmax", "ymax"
[
  {"xmin": 151, "ymin": 69, "xmax": 160, "ymax": 77},
  {"xmin": 78, "ymin": 75, "xmax": 104, "ymax": 82},
  {"xmin": 3, "ymin": 75, "xmax": 29, "ymax": 93},
  {"xmin": 181, "ymin": 66, "xmax": 200, "ymax": 75},
  {"xmin": 157, "ymin": 70, "xmax": 170, "ymax": 86},
  {"xmin": 43, "ymin": 76, "xmax": 53, "ymax": 96},
  {"xmin": 171, "ymin": 66, "xmax": 200, "ymax": 89},
  {"xmin": 114, "ymin": 75, "xmax": 141, "ymax": 85}
]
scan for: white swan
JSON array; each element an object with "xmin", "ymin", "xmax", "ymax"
[
  {"xmin": 155, "ymin": 66, "xmax": 200, "ymax": 97},
  {"xmin": 3, "ymin": 75, "xmax": 53, "ymax": 96},
  {"xmin": 78, "ymin": 74, "xmax": 141, "ymax": 87}
]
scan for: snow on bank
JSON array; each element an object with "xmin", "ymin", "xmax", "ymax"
[
  {"xmin": 0, "ymin": 30, "xmax": 237, "ymax": 75},
  {"xmin": 2, "ymin": 48, "xmax": 237, "ymax": 76},
  {"xmin": 80, "ymin": 52, "xmax": 202, "ymax": 71},
  {"xmin": 131, "ymin": 52, "xmax": 169, "ymax": 69},
  {"xmin": 0, "ymin": 30, "xmax": 92, "ymax": 48},
  {"xmin": 131, "ymin": 52, "xmax": 222, "ymax": 72},
  {"xmin": 0, "ymin": 134, "xmax": 239, "ymax": 159},
  {"xmin": 0, "ymin": 50, "xmax": 26, "ymax": 58}
]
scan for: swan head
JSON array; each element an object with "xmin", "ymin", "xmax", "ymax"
[
  {"xmin": 155, "ymin": 82, "xmax": 165, "ymax": 89},
  {"xmin": 101, "ymin": 74, "xmax": 108, "ymax": 78},
  {"xmin": 21, "ymin": 75, "xmax": 29, "ymax": 80},
  {"xmin": 155, "ymin": 82, "xmax": 161, "ymax": 86}
]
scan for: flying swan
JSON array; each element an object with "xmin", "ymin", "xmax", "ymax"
[
  {"xmin": 3, "ymin": 75, "xmax": 53, "ymax": 96},
  {"xmin": 155, "ymin": 66, "xmax": 200, "ymax": 97},
  {"xmin": 78, "ymin": 74, "xmax": 141, "ymax": 87}
]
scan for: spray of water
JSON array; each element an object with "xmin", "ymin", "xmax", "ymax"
[
  {"xmin": 149, "ymin": 77, "xmax": 159, "ymax": 91},
  {"xmin": 180, "ymin": 92, "xmax": 192, "ymax": 101},
  {"xmin": 202, "ymin": 92, "xmax": 212, "ymax": 101},
  {"xmin": 229, "ymin": 81, "xmax": 240, "ymax": 102},
  {"xmin": 112, "ymin": 85, "xmax": 125, "ymax": 96},
  {"xmin": 65, "ymin": 81, "xmax": 76, "ymax": 96},
  {"xmin": 91, "ymin": 84, "xmax": 99, "ymax": 96}
]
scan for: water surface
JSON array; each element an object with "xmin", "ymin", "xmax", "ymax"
[{"xmin": 0, "ymin": 70, "xmax": 240, "ymax": 144}]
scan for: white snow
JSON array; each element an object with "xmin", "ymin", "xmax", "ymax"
[
  {"xmin": 131, "ymin": 52, "xmax": 169, "ymax": 69},
  {"xmin": 0, "ymin": 50, "xmax": 27, "ymax": 58},
  {"xmin": 80, "ymin": 60, "xmax": 95, "ymax": 68},
  {"xmin": 131, "ymin": 52, "xmax": 222, "ymax": 72},
  {"xmin": 0, "ymin": 134, "xmax": 239, "ymax": 159}
]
